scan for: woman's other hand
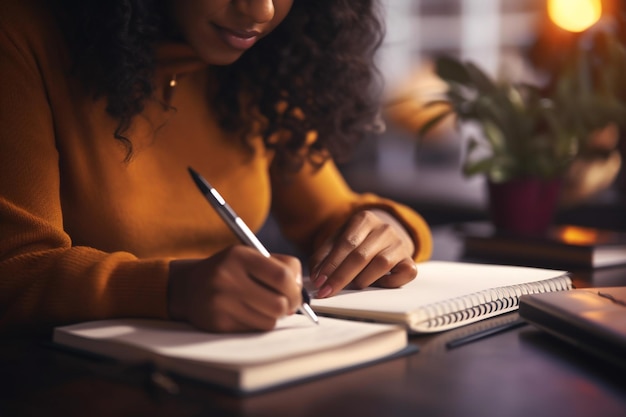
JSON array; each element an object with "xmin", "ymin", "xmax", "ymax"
[
  {"xmin": 309, "ymin": 209, "xmax": 417, "ymax": 298},
  {"xmin": 168, "ymin": 246, "xmax": 303, "ymax": 332}
]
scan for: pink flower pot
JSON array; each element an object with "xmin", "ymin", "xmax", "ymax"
[{"xmin": 488, "ymin": 177, "xmax": 562, "ymax": 236}]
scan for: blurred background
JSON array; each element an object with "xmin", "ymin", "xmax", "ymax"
[
  {"xmin": 262, "ymin": 0, "xmax": 626, "ymax": 254},
  {"xmin": 340, "ymin": 0, "xmax": 626, "ymax": 231}
]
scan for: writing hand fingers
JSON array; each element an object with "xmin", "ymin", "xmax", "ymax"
[
  {"xmin": 309, "ymin": 210, "xmax": 416, "ymax": 298},
  {"xmin": 373, "ymin": 258, "xmax": 418, "ymax": 288},
  {"xmin": 168, "ymin": 246, "xmax": 303, "ymax": 332}
]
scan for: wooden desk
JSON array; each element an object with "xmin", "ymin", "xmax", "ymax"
[{"xmin": 2, "ymin": 225, "xmax": 626, "ymax": 417}]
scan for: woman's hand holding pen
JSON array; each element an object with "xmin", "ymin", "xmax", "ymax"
[
  {"xmin": 168, "ymin": 247, "xmax": 303, "ymax": 333},
  {"xmin": 309, "ymin": 209, "xmax": 417, "ymax": 298}
]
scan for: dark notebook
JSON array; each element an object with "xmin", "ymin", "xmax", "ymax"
[
  {"xmin": 519, "ymin": 287, "xmax": 626, "ymax": 369},
  {"xmin": 461, "ymin": 222, "xmax": 626, "ymax": 268}
]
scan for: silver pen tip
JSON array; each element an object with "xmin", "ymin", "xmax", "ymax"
[{"xmin": 301, "ymin": 302, "xmax": 319, "ymax": 325}]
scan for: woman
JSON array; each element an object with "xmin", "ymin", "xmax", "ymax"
[{"xmin": 0, "ymin": 0, "xmax": 432, "ymax": 333}]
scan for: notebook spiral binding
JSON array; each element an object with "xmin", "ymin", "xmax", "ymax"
[{"xmin": 423, "ymin": 275, "xmax": 572, "ymax": 330}]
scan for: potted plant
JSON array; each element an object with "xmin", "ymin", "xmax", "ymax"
[
  {"xmin": 532, "ymin": 17, "xmax": 626, "ymax": 205},
  {"xmin": 419, "ymin": 54, "xmax": 626, "ymax": 235}
]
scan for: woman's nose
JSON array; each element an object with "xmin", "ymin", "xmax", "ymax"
[{"xmin": 233, "ymin": 0, "xmax": 275, "ymax": 24}]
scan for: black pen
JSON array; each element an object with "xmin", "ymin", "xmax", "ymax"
[{"xmin": 188, "ymin": 167, "xmax": 319, "ymax": 325}]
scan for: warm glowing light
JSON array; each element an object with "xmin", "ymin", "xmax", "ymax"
[
  {"xmin": 548, "ymin": 0, "xmax": 602, "ymax": 33},
  {"xmin": 557, "ymin": 226, "xmax": 600, "ymax": 245}
]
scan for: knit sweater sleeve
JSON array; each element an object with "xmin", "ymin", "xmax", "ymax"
[
  {"xmin": 270, "ymin": 159, "xmax": 433, "ymax": 262},
  {"xmin": 0, "ymin": 3, "xmax": 171, "ymax": 332}
]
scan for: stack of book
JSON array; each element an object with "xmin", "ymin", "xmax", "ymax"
[{"xmin": 461, "ymin": 222, "xmax": 626, "ymax": 270}]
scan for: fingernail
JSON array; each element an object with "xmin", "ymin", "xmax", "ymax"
[
  {"xmin": 310, "ymin": 267, "xmax": 319, "ymax": 282},
  {"xmin": 295, "ymin": 271, "xmax": 303, "ymax": 287},
  {"xmin": 313, "ymin": 274, "xmax": 328, "ymax": 289},
  {"xmin": 317, "ymin": 284, "xmax": 332, "ymax": 299}
]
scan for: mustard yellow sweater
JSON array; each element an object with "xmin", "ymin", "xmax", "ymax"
[{"xmin": 0, "ymin": 0, "xmax": 432, "ymax": 331}]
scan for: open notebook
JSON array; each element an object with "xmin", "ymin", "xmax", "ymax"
[
  {"xmin": 53, "ymin": 315, "xmax": 412, "ymax": 394},
  {"xmin": 309, "ymin": 261, "xmax": 572, "ymax": 333}
]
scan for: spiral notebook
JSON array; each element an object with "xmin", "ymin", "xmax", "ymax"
[{"xmin": 309, "ymin": 261, "xmax": 572, "ymax": 333}]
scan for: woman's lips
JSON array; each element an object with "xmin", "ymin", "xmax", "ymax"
[{"xmin": 215, "ymin": 26, "xmax": 261, "ymax": 50}]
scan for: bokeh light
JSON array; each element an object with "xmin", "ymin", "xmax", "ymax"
[{"xmin": 548, "ymin": 0, "xmax": 602, "ymax": 32}]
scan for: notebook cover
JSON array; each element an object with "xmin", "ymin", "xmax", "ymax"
[{"xmin": 519, "ymin": 287, "xmax": 626, "ymax": 369}]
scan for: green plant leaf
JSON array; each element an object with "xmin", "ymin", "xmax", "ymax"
[
  {"xmin": 421, "ymin": 99, "xmax": 451, "ymax": 109},
  {"xmin": 417, "ymin": 109, "xmax": 454, "ymax": 138},
  {"xmin": 466, "ymin": 136, "xmax": 480, "ymax": 153},
  {"xmin": 465, "ymin": 61, "xmax": 498, "ymax": 95},
  {"xmin": 463, "ymin": 157, "xmax": 494, "ymax": 177},
  {"xmin": 415, "ymin": 36, "xmax": 626, "ymax": 182},
  {"xmin": 482, "ymin": 120, "xmax": 505, "ymax": 154},
  {"xmin": 434, "ymin": 56, "xmax": 471, "ymax": 86}
]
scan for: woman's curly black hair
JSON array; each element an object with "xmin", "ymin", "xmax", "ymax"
[{"xmin": 54, "ymin": 0, "xmax": 385, "ymax": 172}]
